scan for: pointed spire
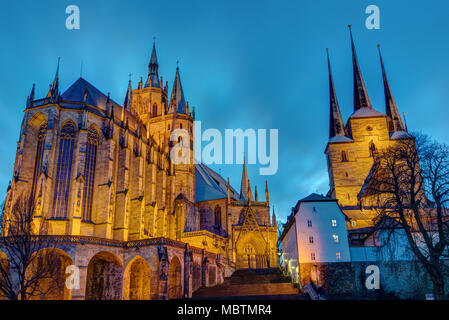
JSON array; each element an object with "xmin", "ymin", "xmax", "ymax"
[
  {"xmin": 265, "ymin": 180, "xmax": 269, "ymax": 204},
  {"xmin": 377, "ymin": 45, "xmax": 405, "ymax": 132},
  {"xmin": 327, "ymin": 49, "xmax": 346, "ymax": 138},
  {"xmin": 145, "ymin": 41, "xmax": 160, "ymax": 88},
  {"xmin": 272, "ymin": 207, "xmax": 277, "ymax": 228},
  {"xmin": 28, "ymin": 83, "xmax": 35, "ymax": 108},
  {"xmin": 168, "ymin": 64, "xmax": 187, "ymax": 114},
  {"xmin": 255, "ymin": 185, "xmax": 258, "ymax": 201},
  {"xmin": 124, "ymin": 79, "xmax": 132, "ymax": 111},
  {"xmin": 349, "ymin": 25, "xmax": 372, "ymax": 111},
  {"xmin": 240, "ymin": 155, "xmax": 250, "ymax": 201}
]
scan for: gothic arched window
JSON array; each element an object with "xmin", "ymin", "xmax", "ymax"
[
  {"xmin": 82, "ymin": 127, "xmax": 99, "ymax": 221},
  {"xmin": 31, "ymin": 121, "xmax": 47, "ymax": 198},
  {"xmin": 341, "ymin": 150, "xmax": 348, "ymax": 162},
  {"xmin": 52, "ymin": 122, "xmax": 76, "ymax": 218},
  {"xmin": 369, "ymin": 142, "xmax": 376, "ymax": 157},
  {"xmin": 214, "ymin": 205, "xmax": 222, "ymax": 229},
  {"xmin": 152, "ymin": 103, "xmax": 158, "ymax": 118}
]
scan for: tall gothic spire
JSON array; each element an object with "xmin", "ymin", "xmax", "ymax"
[
  {"xmin": 124, "ymin": 80, "xmax": 132, "ymax": 111},
  {"xmin": 378, "ymin": 45, "xmax": 405, "ymax": 132},
  {"xmin": 168, "ymin": 64, "xmax": 187, "ymax": 114},
  {"xmin": 145, "ymin": 41, "xmax": 160, "ymax": 88},
  {"xmin": 327, "ymin": 49, "xmax": 346, "ymax": 138},
  {"xmin": 47, "ymin": 58, "xmax": 60, "ymax": 100},
  {"xmin": 349, "ymin": 25, "xmax": 372, "ymax": 111},
  {"xmin": 240, "ymin": 155, "xmax": 252, "ymax": 201}
]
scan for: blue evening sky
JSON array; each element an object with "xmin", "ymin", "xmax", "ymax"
[{"xmin": 1, "ymin": 0, "xmax": 448, "ymax": 224}]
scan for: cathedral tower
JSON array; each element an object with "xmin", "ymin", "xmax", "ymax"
[{"xmin": 324, "ymin": 27, "xmax": 413, "ymax": 227}]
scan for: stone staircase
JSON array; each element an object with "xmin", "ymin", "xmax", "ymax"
[{"xmin": 192, "ymin": 268, "xmax": 305, "ymax": 300}]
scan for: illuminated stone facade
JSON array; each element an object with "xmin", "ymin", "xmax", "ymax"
[
  {"xmin": 325, "ymin": 31, "xmax": 415, "ymax": 228},
  {"xmin": 1, "ymin": 44, "xmax": 278, "ymax": 299}
]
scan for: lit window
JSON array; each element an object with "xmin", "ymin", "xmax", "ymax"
[
  {"xmin": 351, "ymin": 221, "xmax": 357, "ymax": 227},
  {"xmin": 82, "ymin": 127, "xmax": 99, "ymax": 222},
  {"xmin": 53, "ymin": 122, "xmax": 76, "ymax": 218},
  {"xmin": 31, "ymin": 121, "xmax": 47, "ymax": 198},
  {"xmin": 333, "ymin": 234, "xmax": 339, "ymax": 243},
  {"xmin": 311, "ymin": 253, "xmax": 315, "ymax": 261},
  {"xmin": 307, "ymin": 220, "xmax": 312, "ymax": 227},
  {"xmin": 336, "ymin": 252, "xmax": 341, "ymax": 260},
  {"xmin": 332, "ymin": 219, "xmax": 337, "ymax": 227},
  {"xmin": 309, "ymin": 236, "xmax": 314, "ymax": 244}
]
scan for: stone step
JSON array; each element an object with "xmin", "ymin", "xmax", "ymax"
[{"xmin": 193, "ymin": 282, "xmax": 299, "ymax": 298}]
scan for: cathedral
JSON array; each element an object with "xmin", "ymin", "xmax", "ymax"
[
  {"xmin": 1, "ymin": 43, "xmax": 278, "ymax": 300},
  {"xmin": 325, "ymin": 26, "xmax": 415, "ymax": 228}
]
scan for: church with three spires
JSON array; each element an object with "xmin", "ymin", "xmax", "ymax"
[
  {"xmin": 1, "ymin": 42, "xmax": 278, "ymax": 300},
  {"xmin": 325, "ymin": 26, "xmax": 415, "ymax": 228}
]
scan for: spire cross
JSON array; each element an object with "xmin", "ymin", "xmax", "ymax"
[{"xmin": 176, "ymin": 60, "xmax": 179, "ymax": 70}]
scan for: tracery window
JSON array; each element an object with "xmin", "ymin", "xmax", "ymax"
[
  {"xmin": 82, "ymin": 127, "xmax": 99, "ymax": 221},
  {"xmin": 52, "ymin": 122, "xmax": 76, "ymax": 218},
  {"xmin": 214, "ymin": 205, "xmax": 222, "ymax": 229},
  {"xmin": 31, "ymin": 121, "xmax": 47, "ymax": 198}
]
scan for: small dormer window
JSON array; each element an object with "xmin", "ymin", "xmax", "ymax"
[
  {"xmin": 366, "ymin": 126, "xmax": 373, "ymax": 132},
  {"xmin": 332, "ymin": 219, "xmax": 337, "ymax": 227}
]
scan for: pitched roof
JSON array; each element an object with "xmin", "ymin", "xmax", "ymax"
[
  {"xmin": 349, "ymin": 107, "xmax": 385, "ymax": 119},
  {"xmin": 298, "ymin": 193, "xmax": 336, "ymax": 202},
  {"xmin": 61, "ymin": 77, "xmax": 121, "ymax": 110},
  {"xmin": 390, "ymin": 130, "xmax": 414, "ymax": 140},
  {"xmin": 195, "ymin": 163, "xmax": 239, "ymax": 202},
  {"xmin": 329, "ymin": 135, "xmax": 354, "ymax": 143}
]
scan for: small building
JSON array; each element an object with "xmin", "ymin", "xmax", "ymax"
[{"xmin": 280, "ymin": 193, "xmax": 351, "ymax": 283}]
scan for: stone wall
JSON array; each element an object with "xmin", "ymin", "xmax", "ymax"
[{"xmin": 299, "ymin": 260, "xmax": 444, "ymax": 299}]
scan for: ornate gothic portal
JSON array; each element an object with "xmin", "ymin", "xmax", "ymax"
[{"xmin": 86, "ymin": 252, "xmax": 124, "ymax": 300}]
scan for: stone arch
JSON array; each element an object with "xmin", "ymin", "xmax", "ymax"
[
  {"xmin": 0, "ymin": 251, "xmax": 9, "ymax": 300},
  {"xmin": 27, "ymin": 248, "xmax": 74, "ymax": 300},
  {"xmin": 168, "ymin": 256, "xmax": 182, "ymax": 299},
  {"xmin": 192, "ymin": 262, "xmax": 201, "ymax": 292},
  {"xmin": 122, "ymin": 256, "xmax": 151, "ymax": 300},
  {"xmin": 85, "ymin": 251, "xmax": 123, "ymax": 300},
  {"xmin": 27, "ymin": 111, "xmax": 48, "ymax": 131}
]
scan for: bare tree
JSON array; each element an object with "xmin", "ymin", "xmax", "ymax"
[
  {"xmin": 366, "ymin": 133, "xmax": 449, "ymax": 299},
  {"xmin": 0, "ymin": 193, "xmax": 65, "ymax": 300}
]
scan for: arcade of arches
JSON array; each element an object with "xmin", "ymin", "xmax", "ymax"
[{"xmin": 0, "ymin": 241, "xmax": 226, "ymax": 300}]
